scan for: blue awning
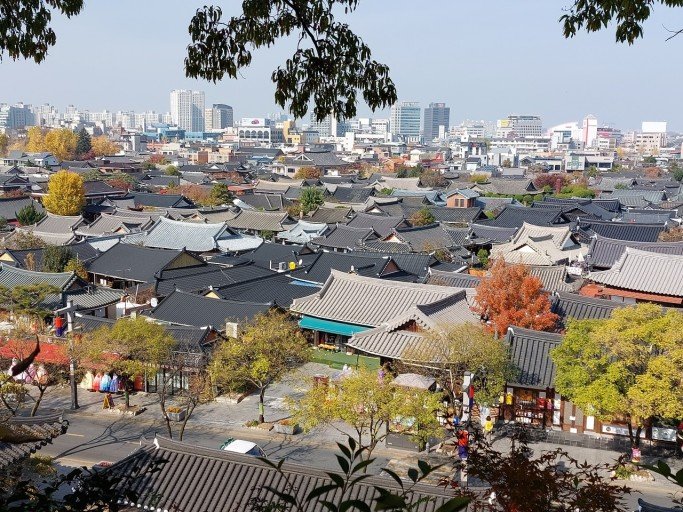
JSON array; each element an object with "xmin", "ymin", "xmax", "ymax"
[{"xmin": 299, "ymin": 316, "xmax": 370, "ymax": 337}]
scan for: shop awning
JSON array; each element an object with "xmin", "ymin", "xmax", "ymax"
[{"xmin": 299, "ymin": 316, "xmax": 370, "ymax": 337}]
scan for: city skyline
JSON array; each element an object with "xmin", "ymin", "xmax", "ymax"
[{"xmin": 1, "ymin": 1, "xmax": 683, "ymax": 130}]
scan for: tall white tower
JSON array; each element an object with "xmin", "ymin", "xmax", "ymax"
[{"xmin": 170, "ymin": 89, "xmax": 205, "ymax": 132}]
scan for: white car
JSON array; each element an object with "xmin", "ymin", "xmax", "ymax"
[{"xmin": 219, "ymin": 438, "xmax": 266, "ymax": 457}]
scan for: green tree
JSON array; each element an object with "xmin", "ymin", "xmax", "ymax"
[
  {"xmin": 408, "ymin": 207, "xmax": 435, "ymax": 227},
  {"xmin": 400, "ymin": 323, "xmax": 511, "ymax": 407},
  {"xmin": 15, "ymin": 203, "xmax": 45, "ymax": 226},
  {"xmin": 551, "ymin": 304, "xmax": 683, "ymax": 449},
  {"xmin": 88, "ymin": 317, "xmax": 176, "ymax": 408},
  {"xmin": 477, "ymin": 248, "xmax": 490, "ymax": 268},
  {"xmin": 41, "ymin": 245, "xmax": 74, "ymax": 272},
  {"xmin": 75, "ymin": 127, "xmax": 91, "ymax": 157},
  {"xmin": 209, "ymin": 183, "xmax": 232, "ymax": 205},
  {"xmin": 210, "ymin": 310, "xmax": 309, "ymax": 423},
  {"xmin": 670, "ymin": 160, "xmax": 683, "ymax": 182},
  {"xmin": 0, "ymin": 283, "xmax": 61, "ymax": 321},
  {"xmin": 164, "ymin": 165, "xmax": 180, "ymax": 176},
  {"xmin": 643, "ymin": 156, "xmax": 657, "ymax": 164},
  {"xmin": 292, "ymin": 368, "xmax": 443, "ymax": 461},
  {"xmin": 42, "ymin": 170, "xmax": 85, "ymax": 215},
  {"xmin": 299, "ymin": 187, "xmax": 325, "ymax": 214}
]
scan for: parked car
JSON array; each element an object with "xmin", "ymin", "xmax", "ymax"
[{"xmin": 219, "ymin": 438, "xmax": 266, "ymax": 457}]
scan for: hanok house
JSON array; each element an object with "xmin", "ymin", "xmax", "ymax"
[
  {"xmin": 503, "ymin": 326, "xmax": 563, "ymax": 429},
  {"xmin": 290, "ymin": 270, "xmax": 475, "ymax": 366},
  {"xmin": 582, "ymin": 247, "xmax": 683, "ymax": 306},
  {"xmin": 0, "ymin": 413, "xmax": 69, "ymax": 472}
]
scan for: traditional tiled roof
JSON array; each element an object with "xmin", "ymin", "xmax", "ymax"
[
  {"xmin": 65, "ymin": 286, "xmax": 123, "ymax": 311},
  {"xmin": 384, "ymin": 224, "xmax": 460, "ymax": 252},
  {"xmin": 535, "ymin": 197, "xmax": 616, "ymax": 221},
  {"xmin": 275, "ymin": 220, "xmax": 328, "ymax": 244},
  {"xmin": 154, "ymin": 263, "xmax": 273, "ymax": 296},
  {"xmin": 236, "ymin": 193, "xmax": 291, "ymax": 211},
  {"xmin": 291, "ymin": 270, "xmax": 465, "ymax": 327},
  {"xmin": 15, "ymin": 213, "xmax": 85, "ymax": 245},
  {"xmin": 425, "ymin": 269, "xmax": 481, "ymax": 288},
  {"xmin": 577, "ymin": 219, "xmax": 665, "ymax": 243},
  {"xmin": 2, "ymin": 241, "xmax": 99, "ymax": 270},
  {"xmin": 88, "ymin": 243, "xmax": 201, "ymax": 283},
  {"xmin": 550, "ymin": 291, "xmax": 621, "ymax": 323},
  {"xmin": 306, "ymin": 206, "xmax": 353, "ymax": 224},
  {"xmin": 312, "ymin": 225, "xmax": 378, "ymax": 250},
  {"xmin": 213, "ymin": 273, "xmax": 321, "ymax": 308},
  {"xmin": 469, "ymin": 223, "xmax": 518, "ymax": 243},
  {"xmin": 108, "ymin": 436, "xmax": 452, "ymax": 512},
  {"xmin": 76, "ymin": 213, "xmax": 155, "ymax": 237},
  {"xmin": 402, "ymin": 206, "xmax": 485, "ymax": 224},
  {"xmin": 124, "ymin": 192, "xmax": 195, "ymax": 209},
  {"xmin": 328, "ymin": 186, "xmax": 374, "ymax": 204},
  {"xmin": 122, "ymin": 217, "xmax": 231, "ymax": 252},
  {"xmin": 348, "ymin": 251, "xmax": 435, "ymax": 278},
  {"xmin": 527, "ymin": 265, "xmax": 579, "ymax": 293},
  {"xmin": 602, "ymin": 189, "xmax": 666, "ymax": 204},
  {"xmin": 149, "ymin": 289, "xmax": 272, "ymax": 329},
  {"xmin": 239, "ymin": 242, "xmax": 317, "ymax": 269},
  {"xmin": 346, "ymin": 212, "xmax": 406, "ymax": 237},
  {"xmin": 0, "ymin": 264, "xmax": 77, "ymax": 289},
  {"xmin": 506, "ymin": 326, "xmax": 563, "ymax": 389},
  {"xmin": 292, "ymin": 252, "xmax": 397, "ymax": 284},
  {"xmin": 225, "ymin": 210, "xmax": 294, "ymax": 232},
  {"xmin": 490, "ymin": 222, "xmax": 585, "ymax": 266},
  {"xmin": 484, "ymin": 205, "xmax": 568, "ymax": 229},
  {"xmin": 473, "ymin": 178, "xmax": 537, "ymax": 196},
  {"xmin": 588, "ymin": 248, "xmax": 683, "ymax": 297},
  {"xmin": 587, "ymin": 235, "xmax": 683, "ymax": 269},
  {"xmin": 0, "ymin": 196, "xmax": 43, "ymax": 221},
  {"xmin": 0, "ymin": 413, "xmax": 69, "ymax": 470}
]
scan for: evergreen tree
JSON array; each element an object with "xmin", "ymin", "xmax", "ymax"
[
  {"xmin": 75, "ymin": 127, "xmax": 92, "ymax": 157},
  {"xmin": 15, "ymin": 203, "xmax": 46, "ymax": 226}
]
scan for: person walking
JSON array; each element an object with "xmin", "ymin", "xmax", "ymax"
[{"xmin": 483, "ymin": 415, "xmax": 494, "ymax": 442}]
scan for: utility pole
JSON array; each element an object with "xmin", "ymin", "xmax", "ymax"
[{"xmin": 54, "ymin": 300, "xmax": 80, "ymax": 410}]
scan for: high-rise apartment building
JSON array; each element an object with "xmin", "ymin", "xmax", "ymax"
[
  {"xmin": 582, "ymin": 115, "xmax": 598, "ymax": 148},
  {"xmin": 390, "ymin": 102, "xmax": 421, "ymax": 140},
  {"xmin": 210, "ymin": 104, "xmax": 233, "ymax": 130},
  {"xmin": 0, "ymin": 103, "xmax": 35, "ymax": 131},
  {"xmin": 423, "ymin": 102, "xmax": 450, "ymax": 142},
  {"xmin": 169, "ymin": 89, "xmax": 205, "ymax": 132},
  {"xmin": 496, "ymin": 115, "xmax": 542, "ymax": 138}
]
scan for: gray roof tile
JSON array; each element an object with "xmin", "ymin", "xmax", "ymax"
[{"xmin": 506, "ymin": 326, "xmax": 563, "ymax": 389}]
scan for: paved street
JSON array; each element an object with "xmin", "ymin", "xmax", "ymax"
[{"xmin": 24, "ymin": 364, "xmax": 683, "ymax": 511}]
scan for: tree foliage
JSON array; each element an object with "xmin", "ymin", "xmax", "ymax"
[
  {"xmin": 408, "ymin": 207, "xmax": 435, "ymax": 227},
  {"xmin": 43, "ymin": 128, "xmax": 78, "ymax": 161},
  {"xmin": 5, "ymin": 231, "xmax": 47, "ymax": 250},
  {"xmin": 466, "ymin": 426, "xmax": 630, "ymax": 512},
  {"xmin": 658, "ymin": 226, "xmax": 683, "ymax": 242},
  {"xmin": 15, "ymin": 203, "xmax": 45, "ymax": 226},
  {"xmin": 75, "ymin": 127, "xmax": 91, "ymax": 157},
  {"xmin": 0, "ymin": 133, "xmax": 8, "ymax": 156},
  {"xmin": 561, "ymin": 0, "xmax": 683, "ymax": 44},
  {"xmin": 419, "ymin": 169, "xmax": 448, "ymax": 188},
  {"xmin": 0, "ymin": 283, "xmax": 61, "ymax": 320},
  {"xmin": 41, "ymin": 245, "xmax": 73, "ymax": 272},
  {"xmin": 209, "ymin": 183, "xmax": 233, "ymax": 205},
  {"xmin": 401, "ymin": 323, "xmax": 512, "ymax": 407},
  {"xmin": 90, "ymin": 136, "xmax": 121, "ymax": 157},
  {"xmin": 292, "ymin": 368, "xmax": 443, "ymax": 460},
  {"xmin": 551, "ymin": 304, "xmax": 683, "ymax": 447},
  {"xmin": 474, "ymin": 259, "xmax": 558, "ymax": 336},
  {"xmin": 299, "ymin": 187, "xmax": 325, "ymax": 214},
  {"xmin": 210, "ymin": 310, "xmax": 309, "ymax": 423},
  {"xmin": 87, "ymin": 317, "xmax": 176, "ymax": 407},
  {"xmin": 185, "ymin": 2, "xmax": 397, "ymax": 121},
  {"xmin": 64, "ymin": 258, "xmax": 88, "ymax": 279},
  {"xmin": 294, "ymin": 166, "xmax": 322, "ymax": 179},
  {"xmin": 42, "ymin": 170, "xmax": 85, "ymax": 215}
]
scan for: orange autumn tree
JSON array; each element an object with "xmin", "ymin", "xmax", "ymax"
[{"xmin": 474, "ymin": 259, "xmax": 558, "ymax": 336}]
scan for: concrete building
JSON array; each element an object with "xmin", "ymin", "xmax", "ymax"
[
  {"xmin": 170, "ymin": 89, "xmax": 205, "ymax": 132},
  {"xmin": 496, "ymin": 115, "xmax": 543, "ymax": 138},
  {"xmin": 582, "ymin": 115, "xmax": 598, "ymax": 148},
  {"xmin": 0, "ymin": 103, "xmax": 35, "ymax": 132},
  {"xmin": 205, "ymin": 104, "xmax": 233, "ymax": 131},
  {"xmin": 390, "ymin": 101, "xmax": 421, "ymax": 141},
  {"xmin": 635, "ymin": 132, "xmax": 666, "ymax": 154},
  {"xmin": 423, "ymin": 102, "xmax": 450, "ymax": 142}
]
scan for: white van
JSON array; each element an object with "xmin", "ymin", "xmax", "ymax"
[{"xmin": 219, "ymin": 438, "xmax": 266, "ymax": 457}]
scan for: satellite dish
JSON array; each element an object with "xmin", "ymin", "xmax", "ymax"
[{"xmin": 150, "ymin": 297, "xmax": 158, "ymax": 307}]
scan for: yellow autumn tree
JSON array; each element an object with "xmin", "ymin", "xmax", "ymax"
[
  {"xmin": 25, "ymin": 126, "xmax": 46, "ymax": 153},
  {"xmin": 91, "ymin": 136, "xmax": 121, "ymax": 157},
  {"xmin": 42, "ymin": 171, "xmax": 85, "ymax": 215},
  {"xmin": 43, "ymin": 128, "xmax": 78, "ymax": 161}
]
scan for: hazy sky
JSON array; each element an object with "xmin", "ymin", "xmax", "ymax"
[{"xmin": 1, "ymin": 0, "xmax": 683, "ymax": 130}]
